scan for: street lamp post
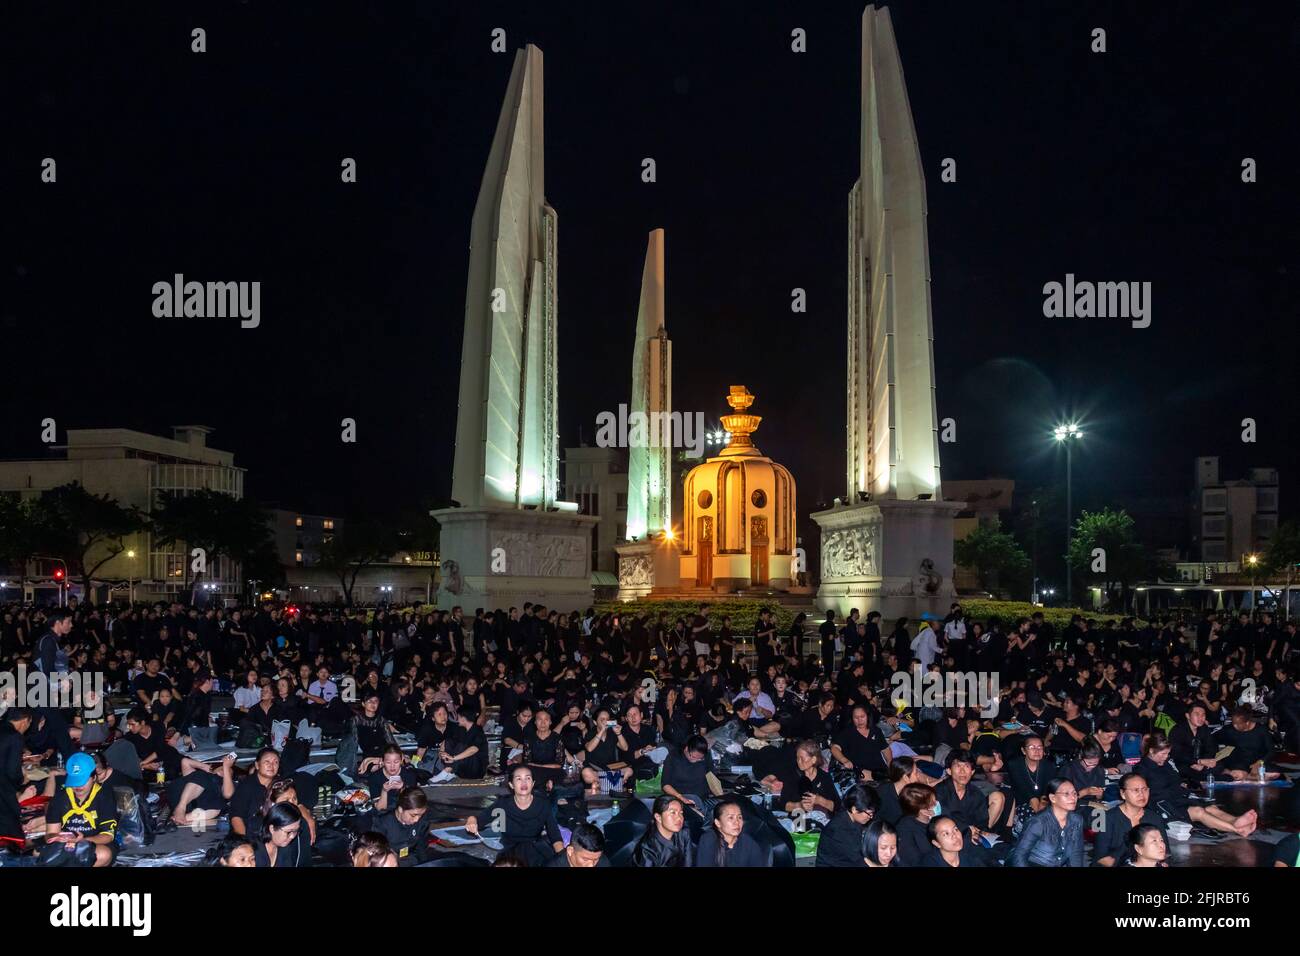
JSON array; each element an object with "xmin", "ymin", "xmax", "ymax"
[
  {"xmin": 1053, "ymin": 423, "xmax": 1084, "ymax": 606},
  {"xmin": 126, "ymin": 549, "xmax": 136, "ymax": 604},
  {"xmin": 1246, "ymin": 553, "xmax": 1259, "ymax": 618}
]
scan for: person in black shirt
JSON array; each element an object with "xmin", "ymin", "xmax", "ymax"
[
  {"xmin": 0, "ymin": 708, "xmax": 32, "ymax": 844},
  {"xmin": 131, "ymin": 658, "xmax": 173, "ymax": 709},
  {"xmin": 894, "ymin": 783, "xmax": 938, "ymax": 867},
  {"xmin": 359, "ymin": 745, "xmax": 423, "ymax": 811},
  {"xmin": 441, "ymin": 711, "xmax": 488, "ymax": 780},
  {"xmin": 1049, "ymin": 696, "xmax": 1093, "ymax": 758},
  {"xmin": 253, "ymin": 801, "xmax": 312, "ymax": 868},
  {"xmin": 660, "ymin": 735, "xmax": 716, "ymax": 813},
  {"xmin": 831, "ymin": 704, "xmax": 890, "ymax": 781},
  {"xmin": 815, "ymin": 783, "xmax": 877, "ymax": 867},
  {"xmin": 1214, "ymin": 708, "xmax": 1279, "ymax": 780},
  {"xmin": 935, "ymin": 751, "xmax": 1003, "ymax": 839},
  {"xmin": 819, "ymin": 611, "xmax": 837, "ymax": 675},
  {"xmin": 632, "ymin": 795, "xmax": 694, "ymax": 867},
  {"xmin": 793, "ymin": 694, "xmax": 837, "ymax": 745},
  {"xmin": 697, "ymin": 796, "xmax": 771, "ymax": 867},
  {"xmin": 467, "ymin": 765, "xmax": 564, "ymax": 866},
  {"xmin": 230, "ymin": 748, "xmax": 281, "ymax": 836},
  {"xmin": 615, "ymin": 704, "xmax": 659, "ymax": 780},
  {"xmin": 773, "ymin": 739, "xmax": 840, "ymax": 815},
  {"xmin": 523, "ymin": 707, "xmax": 567, "ymax": 791},
  {"xmin": 922, "ymin": 815, "xmax": 986, "ymax": 868},
  {"xmin": 415, "ymin": 702, "xmax": 453, "ymax": 768},
  {"xmin": 44, "ymin": 752, "xmax": 118, "ymax": 867},
  {"xmin": 544, "ymin": 822, "xmax": 610, "ymax": 867},
  {"xmin": 371, "ymin": 786, "xmax": 432, "ymax": 864},
  {"xmin": 123, "ymin": 708, "xmax": 209, "ymax": 781},
  {"xmin": 1168, "ymin": 703, "xmax": 1217, "ymax": 781},
  {"xmin": 1093, "ymin": 772, "xmax": 1166, "ymax": 867}
]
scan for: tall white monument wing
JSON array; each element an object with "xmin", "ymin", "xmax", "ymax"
[
  {"xmin": 847, "ymin": 6, "xmax": 942, "ymax": 501},
  {"xmin": 452, "ymin": 44, "xmax": 559, "ymax": 510},
  {"xmin": 627, "ymin": 228, "xmax": 672, "ymax": 540}
]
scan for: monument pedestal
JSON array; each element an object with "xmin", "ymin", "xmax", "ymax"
[
  {"xmin": 431, "ymin": 507, "xmax": 598, "ymax": 613},
  {"xmin": 614, "ymin": 538, "xmax": 680, "ymax": 602},
  {"xmin": 812, "ymin": 497, "xmax": 964, "ymax": 621}
]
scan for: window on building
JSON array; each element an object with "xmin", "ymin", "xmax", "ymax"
[
  {"xmin": 1256, "ymin": 514, "xmax": 1277, "ymax": 538},
  {"xmin": 295, "ymin": 516, "xmax": 303, "ymax": 527},
  {"xmin": 1256, "ymin": 490, "xmax": 1277, "ymax": 512},
  {"xmin": 1202, "ymin": 516, "xmax": 1225, "ymax": 537},
  {"xmin": 1202, "ymin": 542, "xmax": 1226, "ymax": 561},
  {"xmin": 617, "ymin": 523, "xmax": 625, "ymax": 540},
  {"xmin": 1202, "ymin": 491, "xmax": 1226, "ymax": 512},
  {"xmin": 295, "ymin": 551, "xmax": 303, "ymax": 563},
  {"xmin": 323, "ymin": 518, "xmax": 334, "ymax": 530},
  {"xmin": 616, "ymin": 493, "xmax": 627, "ymax": 511}
]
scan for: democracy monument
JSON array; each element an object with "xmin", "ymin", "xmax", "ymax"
[{"xmin": 438, "ymin": 6, "xmax": 960, "ymax": 619}]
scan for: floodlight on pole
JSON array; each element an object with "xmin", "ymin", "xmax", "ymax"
[{"xmin": 1052, "ymin": 421, "xmax": 1084, "ymax": 605}]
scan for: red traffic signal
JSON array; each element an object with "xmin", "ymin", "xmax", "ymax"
[{"xmin": 53, "ymin": 568, "xmax": 65, "ymax": 581}]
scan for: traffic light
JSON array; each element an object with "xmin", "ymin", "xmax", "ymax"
[{"xmin": 53, "ymin": 568, "xmax": 65, "ymax": 581}]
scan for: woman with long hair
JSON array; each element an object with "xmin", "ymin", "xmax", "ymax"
[
  {"xmin": 861, "ymin": 818, "xmax": 898, "ymax": 868},
  {"xmin": 696, "ymin": 796, "xmax": 769, "ymax": 867},
  {"xmin": 253, "ymin": 801, "xmax": 312, "ymax": 868},
  {"xmin": 632, "ymin": 794, "xmax": 694, "ymax": 867}
]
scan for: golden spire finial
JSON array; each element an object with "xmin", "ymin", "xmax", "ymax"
[{"xmin": 720, "ymin": 385, "xmax": 761, "ymax": 448}]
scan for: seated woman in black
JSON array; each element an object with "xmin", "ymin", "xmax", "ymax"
[
  {"xmin": 581, "ymin": 707, "xmax": 634, "ymax": 790},
  {"xmin": 523, "ymin": 707, "xmax": 566, "ymax": 792},
  {"xmin": 1093, "ymin": 772, "xmax": 1166, "ymax": 867},
  {"xmin": 1136, "ymin": 732, "xmax": 1256, "ymax": 836},
  {"xmin": 1061, "ymin": 737, "xmax": 1107, "ymax": 801},
  {"xmin": 697, "ymin": 796, "xmax": 771, "ymax": 867},
  {"xmin": 372, "ymin": 786, "xmax": 432, "ymax": 863},
  {"xmin": 773, "ymin": 739, "xmax": 840, "ymax": 816},
  {"xmin": 816, "ymin": 784, "xmax": 878, "ymax": 867},
  {"xmin": 466, "ymin": 765, "xmax": 565, "ymax": 866},
  {"xmin": 861, "ymin": 818, "xmax": 898, "ymax": 868},
  {"xmin": 922, "ymin": 815, "xmax": 986, "ymax": 867},
  {"xmin": 359, "ymin": 745, "xmax": 423, "ymax": 811},
  {"xmin": 253, "ymin": 801, "xmax": 312, "ymax": 868},
  {"xmin": 616, "ymin": 704, "xmax": 660, "ymax": 780},
  {"xmin": 273, "ymin": 677, "xmax": 306, "ymax": 727},
  {"xmin": 354, "ymin": 691, "xmax": 397, "ymax": 759},
  {"xmin": 1007, "ymin": 735, "xmax": 1051, "ymax": 836},
  {"xmin": 440, "ymin": 710, "xmax": 488, "ymax": 780},
  {"xmin": 830, "ymin": 704, "xmax": 890, "ymax": 782},
  {"xmin": 877, "ymin": 756, "xmax": 928, "ymax": 826},
  {"xmin": 655, "ymin": 686, "xmax": 693, "ymax": 747},
  {"xmin": 632, "ymin": 795, "xmax": 695, "ymax": 867},
  {"xmin": 1120, "ymin": 823, "xmax": 1169, "ymax": 867},
  {"xmin": 893, "ymin": 783, "xmax": 938, "ymax": 867}
]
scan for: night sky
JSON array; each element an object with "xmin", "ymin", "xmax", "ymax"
[{"xmin": 5, "ymin": 2, "xmax": 1298, "ymax": 544}]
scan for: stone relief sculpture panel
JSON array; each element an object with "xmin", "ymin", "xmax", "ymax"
[
  {"xmin": 619, "ymin": 554, "xmax": 653, "ymax": 589},
  {"xmin": 821, "ymin": 523, "xmax": 880, "ymax": 578},
  {"xmin": 495, "ymin": 533, "xmax": 587, "ymax": 577}
]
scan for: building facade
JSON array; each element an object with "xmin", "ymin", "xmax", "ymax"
[
  {"xmin": 0, "ymin": 425, "xmax": 244, "ymax": 602},
  {"xmin": 1190, "ymin": 457, "xmax": 1278, "ymax": 562},
  {"xmin": 562, "ymin": 446, "xmax": 627, "ymax": 575}
]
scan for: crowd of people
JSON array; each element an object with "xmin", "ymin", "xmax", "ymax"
[{"xmin": 1, "ymin": 595, "xmax": 1298, "ymax": 868}]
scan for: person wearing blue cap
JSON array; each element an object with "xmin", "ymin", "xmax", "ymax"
[{"xmin": 45, "ymin": 752, "xmax": 118, "ymax": 867}]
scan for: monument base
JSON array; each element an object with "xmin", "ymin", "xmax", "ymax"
[
  {"xmin": 430, "ymin": 506, "xmax": 598, "ymax": 614},
  {"xmin": 812, "ymin": 497, "xmax": 964, "ymax": 622},
  {"xmin": 614, "ymin": 537, "xmax": 680, "ymax": 602}
]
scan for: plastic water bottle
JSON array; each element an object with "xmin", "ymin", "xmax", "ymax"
[
  {"xmin": 1205, "ymin": 772, "xmax": 1214, "ymax": 795},
  {"xmin": 1258, "ymin": 763, "xmax": 1266, "ymax": 784}
]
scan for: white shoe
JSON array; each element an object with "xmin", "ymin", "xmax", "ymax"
[{"xmin": 428, "ymin": 769, "xmax": 455, "ymax": 784}]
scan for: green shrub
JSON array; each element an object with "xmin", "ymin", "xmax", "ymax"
[
  {"xmin": 594, "ymin": 599, "xmax": 798, "ymax": 633},
  {"xmin": 959, "ymin": 599, "xmax": 1143, "ymax": 631}
]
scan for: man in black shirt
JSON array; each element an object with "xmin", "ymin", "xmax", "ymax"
[
  {"xmin": 660, "ymin": 735, "xmax": 715, "ymax": 813},
  {"xmin": 440, "ymin": 711, "xmax": 488, "ymax": 780},
  {"xmin": 1169, "ymin": 703, "xmax": 1216, "ymax": 781},
  {"xmin": 544, "ymin": 822, "xmax": 610, "ymax": 867},
  {"xmin": 45, "ymin": 752, "xmax": 118, "ymax": 867},
  {"xmin": 819, "ymin": 611, "xmax": 837, "ymax": 676},
  {"xmin": 230, "ymin": 748, "xmax": 280, "ymax": 836}
]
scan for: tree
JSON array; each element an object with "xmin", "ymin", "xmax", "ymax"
[
  {"xmin": 1067, "ymin": 508, "xmax": 1147, "ymax": 612},
  {"xmin": 954, "ymin": 525, "xmax": 1030, "ymax": 597},
  {"xmin": 1264, "ymin": 521, "xmax": 1300, "ymax": 600},
  {"xmin": 152, "ymin": 489, "xmax": 275, "ymax": 601},
  {"xmin": 35, "ymin": 483, "xmax": 146, "ymax": 603},
  {"xmin": 318, "ymin": 521, "xmax": 400, "ymax": 606},
  {"xmin": 0, "ymin": 496, "xmax": 40, "ymax": 584}
]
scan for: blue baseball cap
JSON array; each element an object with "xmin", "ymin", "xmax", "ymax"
[{"xmin": 65, "ymin": 752, "xmax": 96, "ymax": 788}]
